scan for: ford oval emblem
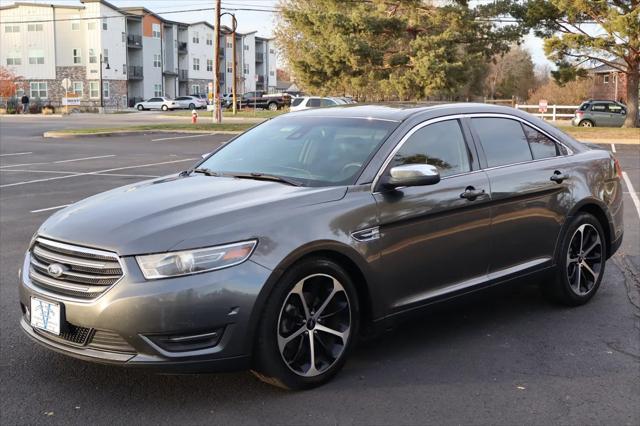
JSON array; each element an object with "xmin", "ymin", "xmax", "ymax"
[{"xmin": 47, "ymin": 263, "xmax": 65, "ymax": 278}]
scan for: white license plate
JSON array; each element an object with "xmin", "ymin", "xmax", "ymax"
[{"xmin": 30, "ymin": 297, "xmax": 61, "ymax": 335}]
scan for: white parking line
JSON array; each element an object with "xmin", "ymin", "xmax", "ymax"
[
  {"xmin": 611, "ymin": 144, "xmax": 616, "ymax": 153},
  {"xmin": 30, "ymin": 204, "xmax": 71, "ymax": 213},
  {"xmin": 152, "ymin": 134, "xmax": 210, "ymax": 142},
  {"xmin": 0, "ymin": 152, "xmax": 32, "ymax": 157},
  {"xmin": 0, "ymin": 169, "xmax": 159, "ymax": 178},
  {"xmin": 621, "ymin": 171, "xmax": 640, "ymax": 220},
  {"xmin": 0, "ymin": 154, "xmax": 116, "ymax": 169},
  {"xmin": 0, "ymin": 158, "xmax": 195, "ymax": 188}
]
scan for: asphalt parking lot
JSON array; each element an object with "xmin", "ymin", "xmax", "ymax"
[{"xmin": 1, "ymin": 118, "xmax": 639, "ymax": 425}]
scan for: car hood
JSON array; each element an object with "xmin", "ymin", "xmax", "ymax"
[{"xmin": 38, "ymin": 174, "xmax": 347, "ymax": 256}]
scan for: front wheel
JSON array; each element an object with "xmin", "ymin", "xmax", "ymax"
[
  {"xmin": 252, "ymin": 258, "xmax": 360, "ymax": 390},
  {"xmin": 189, "ymin": 103, "xmax": 196, "ymax": 110},
  {"xmin": 541, "ymin": 213, "xmax": 606, "ymax": 306},
  {"xmin": 137, "ymin": 105, "xmax": 144, "ymax": 111}
]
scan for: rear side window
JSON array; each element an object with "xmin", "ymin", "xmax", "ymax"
[
  {"xmin": 591, "ymin": 103, "xmax": 608, "ymax": 112},
  {"xmin": 523, "ymin": 125, "xmax": 559, "ymax": 159},
  {"xmin": 307, "ymin": 98, "xmax": 321, "ymax": 107},
  {"xmin": 391, "ymin": 120, "xmax": 471, "ymax": 178},
  {"xmin": 472, "ymin": 118, "xmax": 532, "ymax": 167},
  {"xmin": 291, "ymin": 98, "xmax": 304, "ymax": 107},
  {"xmin": 320, "ymin": 98, "xmax": 335, "ymax": 107},
  {"xmin": 579, "ymin": 103, "xmax": 590, "ymax": 111}
]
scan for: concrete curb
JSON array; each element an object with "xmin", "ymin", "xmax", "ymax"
[{"xmin": 43, "ymin": 129, "xmax": 243, "ymax": 138}]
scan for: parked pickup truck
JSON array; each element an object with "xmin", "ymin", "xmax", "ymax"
[{"xmin": 228, "ymin": 91, "xmax": 290, "ymax": 111}]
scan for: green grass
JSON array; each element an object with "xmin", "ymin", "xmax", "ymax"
[
  {"xmin": 556, "ymin": 125, "xmax": 640, "ymax": 140},
  {"xmin": 166, "ymin": 109, "xmax": 286, "ymax": 118},
  {"xmin": 55, "ymin": 122, "xmax": 253, "ymax": 134}
]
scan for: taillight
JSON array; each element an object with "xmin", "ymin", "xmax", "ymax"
[
  {"xmin": 614, "ymin": 157, "xmax": 622, "ymax": 178},
  {"xmin": 575, "ymin": 111, "xmax": 584, "ymax": 117}
]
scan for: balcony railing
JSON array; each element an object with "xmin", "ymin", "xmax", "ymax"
[
  {"xmin": 178, "ymin": 42, "xmax": 188, "ymax": 54},
  {"xmin": 178, "ymin": 69, "xmax": 189, "ymax": 80},
  {"xmin": 128, "ymin": 65, "xmax": 143, "ymax": 80},
  {"xmin": 127, "ymin": 34, "xmax": 142, "ymax": 48}
]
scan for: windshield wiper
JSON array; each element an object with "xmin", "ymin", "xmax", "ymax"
[
  {"xmin": 191, "ymin": 168, "xmax": 220, "ymax": 177},
  {"xmin": 229, "ymin": 172, "xmax": 302, "ymax": 187}
]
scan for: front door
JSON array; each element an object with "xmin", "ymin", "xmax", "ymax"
[{"xmin": 374, "ymin": 118, "xmax": 493, "ymax": 314}]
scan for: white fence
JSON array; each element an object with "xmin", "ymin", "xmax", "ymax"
[{"xmin": 514, "ymin": 104, "xmax": 579, "ymax": 121}]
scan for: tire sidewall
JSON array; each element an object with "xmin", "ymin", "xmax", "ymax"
[
  {"xmin": 555, "ymin": 213, "xmax": 607, "ymax": 304},
  {"xmin": 254, "ymin": 258, "xmax": 360, "ymax": 390}
]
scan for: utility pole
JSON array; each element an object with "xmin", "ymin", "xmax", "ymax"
[
  {"xmin": 212, "ymin": 0, "xmax": 222, "ymax": 123},
  {"xmin": 231, "ymin": 23, "xmax": 237, "ymax": 115}
]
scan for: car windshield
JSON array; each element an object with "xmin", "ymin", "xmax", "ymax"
[{"xmin": 199, "ymin": 116, "xmax": 397, "ymax": 187}]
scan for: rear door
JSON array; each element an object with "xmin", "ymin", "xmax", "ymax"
[
  {"xmin": 590, "ymin": 102, "xmax": 613, "ymax": 126},
  {"xmin": 374, "ymin": 118, "xmax": 493, "ymax": 313},
  {"xmin": 469, "ymin": 116, "xmax": 572, "ymax": 276}
]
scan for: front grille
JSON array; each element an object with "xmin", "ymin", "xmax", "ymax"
[
  {"xmin": 34, "ymin": 322, "xmax": 92, "ymax": 346},
  {"xmin": 88, "ymin": 330, "xmax": 135, "ymax": 353},
  {"xmin": 29, "ymin": 237, "xmax": 123, "ymax": 300}
]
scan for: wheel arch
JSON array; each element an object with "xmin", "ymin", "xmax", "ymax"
[
  {"xmin": 245, "ymin": 242, "xmax": 375, "ymax": 357},
  {"xmin": 559, "ymin": 198, "xmax": 614, "ymax": 259}
]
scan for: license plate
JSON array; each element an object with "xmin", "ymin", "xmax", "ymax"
[{"xmin": 30, "ymin": 297, "xmax": 61, "ymax": 335}]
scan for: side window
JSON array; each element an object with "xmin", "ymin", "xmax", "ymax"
[
  {"xmin": 307, "ymin": 98, "xmax": 321, "ymax": 107},
  {"xmin": 472, "ymin": 118, "xmax": 532, "ymax": 167},
  {"xmin": 591, "ymin": 103, "xmax": 608, "ymax": 112},
  {"xmin": 523, "ymin": 125, "xmax": 559, "ymax": 159},
  {"xmin": 319, "ymin": 98, "xmax": 335, "ymax": 107},
  {"xmin": 608, "ymin": 104, "xmax": 625, "ymax": 114},
  {"xmin": 148, "ymin": 98, "xmax": 161, "ymax": 102},
  {"xmin": 391, "ymin": 120, "xmax": 471, "ymax": 178},
  {"xmin": 290, "ymin": 98, "xmax": 304, "ymax": 107}
]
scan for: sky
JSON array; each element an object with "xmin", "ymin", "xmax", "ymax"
[{"xmin": 0, "ymin": 0, "xmax": 552, "ymax": 68}]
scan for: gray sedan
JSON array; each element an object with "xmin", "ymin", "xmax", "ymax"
[{"xmin": 19, "ymin": 104, "xmax": 624, "ymax": 390}]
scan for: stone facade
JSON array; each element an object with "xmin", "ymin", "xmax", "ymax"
[
  {"xmin": 187, "ymin": 78, "xmax": 212, "ymax": 96},
  {"xmin": 16, "ymin": 66, "xmax": 128, "ymax": 111}
]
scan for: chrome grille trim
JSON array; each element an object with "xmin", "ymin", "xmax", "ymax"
[{"xmin": 28, "ymin": 237, "xmax": 124, "ymax": 300}]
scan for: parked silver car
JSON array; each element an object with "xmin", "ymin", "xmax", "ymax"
[
  {"xmin": 134, "ymin": 97, "xmax": 178, "ymax": 111},
  {"xmin": 20, "ymin": 104, "xmax": 624, "ymax": 390},
  {"xmin": 174, "ymin": 96, "xmax": 207, "ymax": 110},
  {"xmin": 572, "ymin": 100, "xmax": 628, "ymax": 127}
]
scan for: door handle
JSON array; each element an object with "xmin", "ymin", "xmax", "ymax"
[
  {"xmin": 460, "ymin": 186, "xmax": 485, "ymax": 201},
  {"xmin": 550, "ymin": 170, "xmax": 568, "ymax": 183}
]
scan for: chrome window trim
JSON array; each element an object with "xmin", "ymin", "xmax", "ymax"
[
  {"xmin": 26, "ymin": 237, "xmax": 125, "ymax": 304},
  {"xmin": 371, "ymin": 112, "xmax": 574, "ymax": 193}
]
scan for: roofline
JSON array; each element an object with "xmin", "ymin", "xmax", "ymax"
[
  {"xmin": 80, "ymin": 0, "xmax": 121, "ymax": 13},
  {"xmin": 0, "ymin": 2, "xmax": 84, "ymax": 11}
]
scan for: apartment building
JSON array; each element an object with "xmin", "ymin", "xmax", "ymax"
[{"xmin": 0, "ymin": 0, "xmax": 278, "ymax": 109}]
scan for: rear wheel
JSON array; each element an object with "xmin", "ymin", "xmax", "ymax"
[
  {"xmin": 579, "ymin": 120, "xmax": 594, "ymax": 127},
  {"xmin": 189, "ymin": 103, "xmax": 195, "ymax": 110},
  {"xmin": 268, "ymin": 102, "xmax": 278, "ymax": 111},
  {"xmin": 542, "ymin": 213, "xmax": 606, "ymax": 306},
  {"xmin": 252, "ymin": 258, "xmax": 359, "ymax": 390},
  {"xmin": 161, "ymin": 105, "xmax": 168, "ymax": 111}
]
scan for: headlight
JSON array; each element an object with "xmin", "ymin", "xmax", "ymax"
[{"xmin": 136, "ymin": 240, "xmax": 257, "ymax": 280}]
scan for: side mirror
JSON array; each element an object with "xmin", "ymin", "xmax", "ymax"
[
  {"xmin": 381, "ymin": 164, "xmax": 440, "ymax": 189},
  {"xmin": 201, "ymin": 152, "xmax": 211, "ymax": 159}
]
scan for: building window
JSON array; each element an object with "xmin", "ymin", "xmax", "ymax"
[
  {"xmin": 153, "ymin": 54, "xmax": 161, "ymax": 68},
  {"xmin": 226, "ymin": 41, "xmax": 232, "ymax": 48},
  {"xmin": 244, "ymin": 44, "xmax": 249, "ymax": 51},
  {"xmin": 73, "ymin": 48, "xmax": 82, "ymax": 64},
  {"xmin": 269, "ymin": 70, "xmax": 275, "ymax": 76},
  {"xmin": 28, "ymin": 50, "xmax": 45, "ymax": 65},
  {"xmin": 193, "ymin": 58, "xmax": 200, "ymax": 71},
  {"xmin": 88, "ymin": 21, "xmax": 96, "ymax": 30},
  {"xmin": 192, "ymin": 31, "xmax": 199, "ymax": 44},
  {"xmin": 207, "ymin": 59, "xmax": 213, "ymax": 72},
  {"xmin": 191, "ymin": 85, "xmax": 200, "ymax": 94},
  {"xmin": 15, "ymin": 84, "xmax": 25, "ymax": 97},
  {"xmin": 123, "ymin": 64, "xmax": 126, "ymax": 75},
  {"xmin": 152, "ymin": 23, "xmax": 161, "ymax": 39},
  {"xmin": 269, "ymin": 48, "xmax": 275, "ymax": 54},
  {"xmin": 27, "ymin": 24, "xmax": 43, "ymax": 32},
  {"xmin": 30, "ymin": 82, "xmax": 47, "ymax": 99},
  {"xmin": 154, "ymin": 84, "xmax": 162, "ymax": 97},
  {"xmin": 89, "ymin": 81, "xmax": 100, "ymax": 98},
  {"xmin": 6, "ymin": 53, "xmax": 21, "ymax": 66},
  {"xmin": 206, "ymin": 34, "xmax": 213, "ymax": 45},
  {"xmin": 89, "ymin": 49, "xmax": 97, "ymax": 64},
  {"xmin": 102, "ymin": 20, "xmax": 108, "ymax": 31},
  {"xmin": 603, "ymin": 75, "xmax": 610, "ymax": 84},
  {"xmin": 103, "ymin": 82, "xmax": 110, "ymax": 99},
  {"xmin": 71, "ymin": 81, "xmax": 83, "ymax": 96},
  {"xmin": 103, "ymin": 49, "xmax": 109, "ymax": 64},
  {"xmin": 226, "ymin": 62, "xmax": 233, "ymax": 73},
  {"xmin": 243, "ymin": 63, "xmax": 249, "ymax": 75},
  {"xmin": 4, "ymin": 25, "xmax": 20, "ymax": 33},
  {"xmin": 72, "ymin": 21, "xmax": 80, "ymax": 31}
]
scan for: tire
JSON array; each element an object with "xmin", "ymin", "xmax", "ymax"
[
  {"xmin": 137, "ymin": 105, "xmax": 144, "ymax": 111},
  {"xmin": 252, "ymin": 257, "xmax": 360, "ymax": 390},
  {"xmin": 541, "ymin": 213, "xmax": 606, "ymax": 306},
  {"xmin": 161, "ymin": 105, "xmax": 168, "ymax": 111},
  {"xmin": 579, "ymin": 120, "xmax": 594, "ymax": 127},
  {"xmin": 189, "ymin": 103, "xmax": 195, "ymax": 110},
  {"xmin": 268, "ymin": 102, "xmax": 278, "ymax": 111}
]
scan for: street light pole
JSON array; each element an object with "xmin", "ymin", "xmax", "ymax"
[{"xmin": 212, "ymin": 0, "xmax": 222, "ymax": 123}]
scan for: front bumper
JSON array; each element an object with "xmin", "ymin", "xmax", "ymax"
[{"xmin": 19, "ymin": 252, "xmax": 272, "ymax": 372}]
